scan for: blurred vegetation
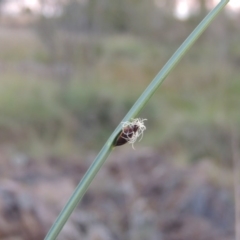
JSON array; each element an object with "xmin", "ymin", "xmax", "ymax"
[{"xmin": 0, "ymin": 0, "xmax": 239, "ymax": 165}]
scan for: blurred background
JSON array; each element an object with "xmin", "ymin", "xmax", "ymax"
[{"xmin": 0, "ymin": 0, "xmax": 239, "ymax": 239}]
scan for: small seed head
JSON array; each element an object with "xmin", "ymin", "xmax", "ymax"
[{"xmin": 114, "ymin": 118, "xmax": 147, "ymax": 149}]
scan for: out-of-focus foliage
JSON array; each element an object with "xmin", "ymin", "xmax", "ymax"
[
  {"xmin": 0, "ymin": 1, "xmax": 239, "ymax": 239},
  {"xmin": 0, "ymin": 0, "xmax": 239, "ymax": 163}
]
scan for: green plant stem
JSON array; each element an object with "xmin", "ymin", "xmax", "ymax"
[{"xmin": 44, "ymin": 1, "xmax": 229, "ymax": 239}]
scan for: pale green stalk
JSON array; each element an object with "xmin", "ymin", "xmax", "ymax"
[{"xmin": 44, "ymin": 1, "xmax": 230, "ymax": 239}]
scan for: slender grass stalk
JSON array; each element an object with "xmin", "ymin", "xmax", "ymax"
[{"xmin": 44, "ymin": 1, "xmax": 229, "ymax": 239}]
